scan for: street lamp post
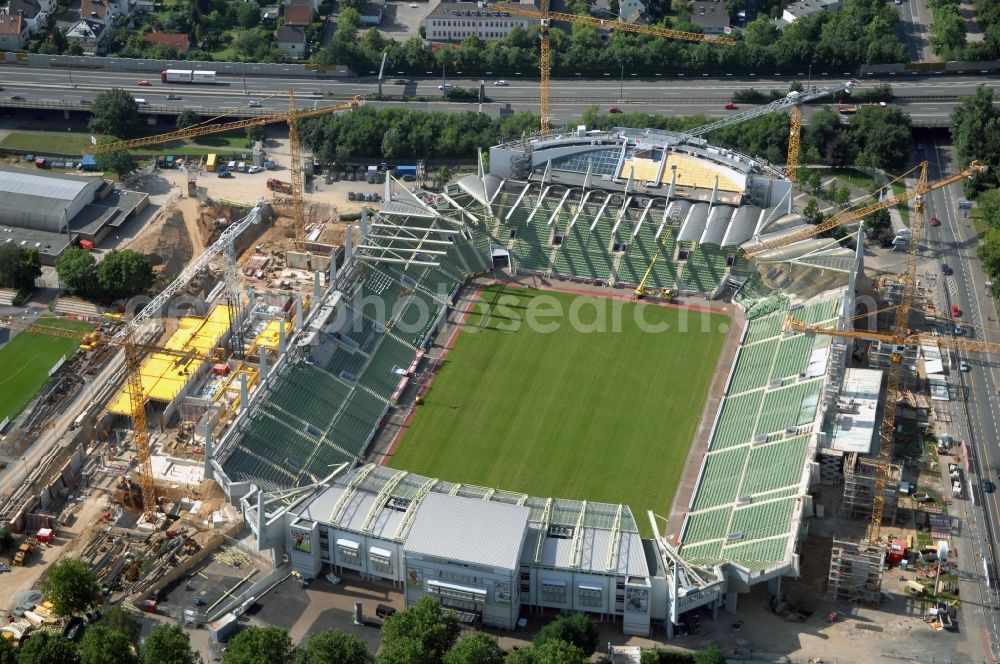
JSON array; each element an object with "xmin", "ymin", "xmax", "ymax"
[{"xmin": 620, "ymin": 64, "xmax": 624, "ymax": 102}]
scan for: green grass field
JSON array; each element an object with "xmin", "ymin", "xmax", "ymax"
[
  {"xmin": 0, "ymin": 131, "xmax": 254, "ymax": 158},
  {"xmin": 0, "ymin": 317, "xmax": 95, "ymax": 424},
  {"xmin": 389, "ymin": 286, "xmax": 730, "ymax": 536}
]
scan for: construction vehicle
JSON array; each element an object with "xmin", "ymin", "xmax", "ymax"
[
  {"xmin": 480, "ymin": 2, "xmax": 735, "ymax": 133},
  {"xmin": 266, "ymin": 178, "xmax": 293, "ymax": 194},
  {"xmin": 783, "ymin": 160, "xmax": 995, "ymax": 547},
  {"xmin": 745, "ymin": 161, "xmax": 987, "ymax": 257},
  {"xmin": 12, "ymin": 541, "xmax": 32, "ymax": 566},
  {"xmin": 837, "ymin": 103, "xmax": 859, "ymax": 114},
  {"xmin": 634, "ymin": 227, "xmax": 674, "ymax": 299}
]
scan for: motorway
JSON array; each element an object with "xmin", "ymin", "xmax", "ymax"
[
  {"xmin": 922, "ymin": 137, "xmax": 1000, "ymax": 657},
  {"xmin": 2, "ymin": 66, "xmax": 999, "ymax": 124}
]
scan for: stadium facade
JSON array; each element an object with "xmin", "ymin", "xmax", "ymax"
[{"xmin": 211, "ymin": 127, "xmax": 867, "ymax": 637}]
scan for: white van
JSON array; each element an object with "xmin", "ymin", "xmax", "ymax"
[
  {"xmin": 134, "ymin": 98, "xmax": 148, "ymax": 106},
  {"xmin": 227, "ymin": 160, "xmax": 237, "ymax": 172},
  {"xmin": 238, "ymin": 161, "xmax": 246, "ymax": 172}
]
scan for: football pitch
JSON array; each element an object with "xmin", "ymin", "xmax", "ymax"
[
  {"xmin": 389, "ymin": 285, "xmax": 730, "ymax": 536},
  {"xmin": 0, "ymin": 318, "xmax": 95, "ymax": 424}
]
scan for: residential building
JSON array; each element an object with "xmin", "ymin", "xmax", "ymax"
[
  {"xmin": 7, "ymin": 0, "xmax": 54, "ymax": 35},
  {"xmin": 359, "ymin": 0, "xmax": 384, "ymax": 25},
  {"xmin": 80, "ymin": 0, "xmax": 111, "ymax": 26},
  {"xmin": 690, "ymin": 0, "xmax": 730, "ymax": 35},
  {"xmin": 261, "ymin": 4, "xmax": 280, "ymax": 23},
  {"xmin": 284, "ymin": 0, "xmax": 320, "ymax": 13},
  {"xmin": 283, "ymin": 0, "xmax": 311, "ymax": 26},
  {"xmin": 135, "ymin": 0, "xmax": 155, "ymax": 13},
  {"xmin": 65, "ymin": 18, "xmax": 106, "ymax": 53},
  {"xmin": 0, "ymin": 13, "xmax": 27, "ymax": 48},
  {"xmin": 592, "ymin": 0, "xmax": 646, "ymax": 23},
  {"xmin": 781, "ymin": 0, "xmax": 841, "ymax": 24},
  {"xmin": 144, "ymin": 31, "xmax": 190, "ymax": 54},
  {"xmin": 276, "ymin": 25, "xmax": 306, "ymax": 58},
  {"xmin": 424, "ymin": 0, "xmax": 538, "ymax": 42}
]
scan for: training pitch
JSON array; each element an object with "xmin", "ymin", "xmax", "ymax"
[
  {"xmin": 389, "ymin": 285, "xmax": 730, "ymax": 536},
  {"xmin": 0, "ymin": 318, "xmax": 95, "ymax": 424}
]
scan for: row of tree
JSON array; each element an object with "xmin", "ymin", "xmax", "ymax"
[
  {"xmin": 56, "ymin": 249, "xmax": 153, "ymax": 302},
  {"xmin": 0, "ymin": 245, "xmax": 42, "ymax": 293},
  {"xmin": 313, "ymin": 0, "xmax": 905, "ymax": 77},
  {"xmin": 928, "ymin": 0, "xmax": 1000, "ymax": 61}
]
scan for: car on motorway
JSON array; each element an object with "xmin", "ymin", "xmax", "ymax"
[
  {"xmin": 984, "ymin": 480, "xmax": 996, "ymax": 494},
  {"xmin": 725, "ymin": 102, "xmax": 738, "ymax": 110},
  {"xmin": 167, "ymin": 94, "xmax": 181, "ymax": 100},
  {"xmin": 217, "ymin": 170, "xmax": 233, "ymax": 178},
  {"xmin": 608, "ymin": 107, "xmax": 622, "ymax": 113},
  {"xmin": 494, "ymin": 80, "xmax": 509, "ymax": 86},
  {"xmin": 138, "ymin": 80, "xmax": 150, "ymax": 86},
  {"xmin": 954, "ymin": 325, "xmax": 965, "ymax": 336},
  {"xmin": 438, "ymin": 83, "xmax": 453, "ymax": 90},
  {"xmin": 248, "ymin": 101, "xmax": 262, "ymax": 107},
  {"xmin": 10, "ymin": 95, "xmax": 24, "ymax": 101},
  {"xmin": 960, "ymin": 360, "xmax": 970, "ymax": 372},
  {"xmin": 952, "ymin": 304, "xmax": 961, "ymax": 317},
  {"xmin": 79, "ymin": 99, "xmax": 92, "ymax": 105},
  {"xmin": 929, "ymin": 216, "xmax": 940, "ymax": 227},
  {"xmin": 248, "ymin": 165, "xmax": 264, "ymax": 174},
  {"xmin": 393, "ymin": 79, "xmax": 408, "ymax": 85},
  {"xmin": 942, "ymin": 263, "xmax": 953, "ymax": 275}
]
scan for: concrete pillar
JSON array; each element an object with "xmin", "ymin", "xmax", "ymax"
[
  {"xmin": 767, "ymin": 576, "xmax": 781, "ymax": 597},
  {"xmin": 667, "ymin": 165, "xmax": 678, "ymax": 201},
  {"xmin": 240, "ymin": 372, "xmax": 249, "ymax": 408},
  {"xmin": 203, "ymin": 427, "xmax": 213, "ymax": 480},
  {"xmin": 724, "ymin": 591, "xmax": 738, "ymax": 614},
  {"xmin": 344, "ymin": 226, "xmax": 353, "ymax": 260},
  {"xmin": 786, "ymin": 187, "xmax": 794, "ymax": 214},
  {"xmin": 256, "ymin": 489, "xmax": 268, "ymax": 547},
  {"xmin": 64, "ymin": 109, "xmax": 70, "ymax": 120},
  {"xmin": 709, "ymin": 175, "xmax": 719, "ymax": 207},
  {"xmin": 329, "ymin": 248, "xmax": 338, "ymax": 285},
  {"xmin": 278, "ymin": 321, "xmax": 287, "ymax": 354},
  {"xmin": 259, "ymin": 346, "xmax": 268, "ymax": 380},
  {"xmin": 295, "ymin": 295, "xmax": 303, "ymax": 329},
  {"xmin": 313, "ymin": 271, "xmax": 321, "ymax": 301},
  {"xmin": 360, "ymin": 208, "xmax": 369, "ymax": 239}
]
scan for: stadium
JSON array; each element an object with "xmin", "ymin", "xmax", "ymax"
[{"xmin": 212, "ymin": 125, "xmax": 863, "ymax": 638}]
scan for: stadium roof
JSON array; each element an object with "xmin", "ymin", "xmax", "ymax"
[
  {"xmin": 0, "ymin": 167, "xmax": 98, "ymax": 225},
  {"xmin": 404, "ymin": 492, "xmax": 529, "ymax": 570}
]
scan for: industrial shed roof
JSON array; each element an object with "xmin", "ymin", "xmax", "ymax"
[{"xmin": 0, "ymin": 167, "xmax": 98, "ymax": 225}]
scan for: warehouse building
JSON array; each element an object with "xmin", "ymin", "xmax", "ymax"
[{"xmin": 0, "ymin": 166, "xmax": 149, "ymax": 263}]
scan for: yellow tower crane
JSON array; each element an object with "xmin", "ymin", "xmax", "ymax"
[
  {"xmin": 745, "ymin": 161, "xmax": 987, "ymax": 258},
  {"xmin": 785, "ymin": 104, "xmax": 803, "ymax": 184},
  {"xmin": 1, "ymin": 318, "xmax": 231, "ymax": 520},
  {"xmin": 781, "ymin": 160, "xmax": 988, "ymax": 544},
  {"xmin": 87, "ymin": 95, "xmax": 364, "ymax": 247},
  {"xmin": 481, "ymin": 2, "xmax": 735, "ymax": 133}
]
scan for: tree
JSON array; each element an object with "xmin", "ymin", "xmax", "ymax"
[
  {"xmin": 57, "ymin": 248, "xmax": 97, "ymax": 294},
  {"xmin": 102, "ymin": 606, "xmax": 142, "ymax": 646},
  {"xmin": 639, "ymin": 650, "xmax": 661, "ymax": 664},
  {"xmin": 434, "ymin": 165, "xmax": 452, "ymax": 190},
  {"xmin": 223, "ymin": 626, "xmax": 293, "ymax": 664},
  {"xmin": 0, "ymin": 635, "xmax": 14, "ymax": 664},
  {"xmin": 0, "ymin": 526, "xmax": 12, "ymax": 552},
  {"xmin": 533, "ymin": 614, "xmax": 599, "ymax": 656},
  {"xmin": 693, "ymin": 645, "xmax": 727, "ymax": 664},
  {"xmin": 806, "ymin": 169, "xmax": 823, "ymax": 195},
  {"xmin": 96, "ymin": 250, "xmax": 153, "ymax": 299},
  {"xmin": 40, "ymin": 557, "xmax": 100, "ymax": 618},
  {"xmin": 803, "ymin": 198, "xmax": 820, "ymax": 223},
  {"xmin": 142, "ymin": 624, "xmax": 199, "ymax": 664},
  {"xmin": 978, "ymin": 188, "xmax": 1000, "ymax": 230},
  {"xmin": 177, "ymin": 109, "xmax": 201, "ymax": 130},
  {"xmin": 505, "ymin": 640, "xmax": 587, "ymax": 664},
  {"xmin": 80, "ymin": 626, "xmax": 138, "ymax": 664},
  {"xmin": 442, "ymin": 633, "xmax": 504, "ymax": 664},
  {"xmin": 376, "ymin": 637, "xmax": 436, "ymax": 664},
  {"xmin": 235, "ymin": 0, "xmax": 260, "ymax": 28},
  {"xmin": 95, "ymin": 149, "xmax": 138, "ymax": 180},
  {"xmin": 16, "ymin": 631, "xmax": 80, "ymax": 664},
  {"xmin": 832, "ymin": 182, "xmax": 851, "ymax": 207},
  {"xmin": 246, "ymin": 125, "xmax": 265, "ymax": 143},
  {"xmin": 294, "ymin": 630, "xmax": 371, "ymax": 664},
  {"xmin": 0, "ymin": 244, "xmax": 41, "ymax": 291},
  {"xmin": 380, "ymin": 597, "xmax": 460, "ymax": 662},
  {"xmin": 89, "ymin": 88, "xmax": 140, "ymax": 138},
  {"xmin": 977, "ymin": 228, "xmax": 1000, "ymax": 281}
]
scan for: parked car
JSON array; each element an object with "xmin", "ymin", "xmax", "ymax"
[
  {"xmin": 960, "ymin": 360, "xmax": 970, "ymax": 372},
  {"xmin": 248, "ymin": 101, "xmax": 262, "ymax": 108},
  {"xmin": 984, "ymin": 480, "xmax": 995, "ymax": 494},
  {"xmin": 954, "ymin": 325, "xmax": 965, "ymax": 336},
  {"xmin": 942, "ymin": 264, "xmax": 953, "ymax": 275},
  {"xmin": 952, "ymin": 304, "xmax": 960, "ymax": 317},
  {"xmin": 218, "ymin": 170, "xmax": 233, "ymax": 178},
  {"xmin": 248, "ymin": 165, "xmax": 264, "ymax": 174},
  {"xmin": 724, "ymin": 102, "xmax": 738, "ymax": 110},
  {"xmin": 348, "ymin": 192, "xmax": 357, "ymax": 201},
  {"xmin": 494, "ymin": 80, "xmax": 509, "ymax": 86},
  {"xmin": 929, "ymin": 216, "xmax": 940, "ymax": 226}
]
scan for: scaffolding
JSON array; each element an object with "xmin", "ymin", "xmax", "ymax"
[
  {"xmin": 840, "ymin": 452, "xmax": 902, "ymax": 523},
  {"xmin": 828, "ymin": 538, "xmax": 886, "ymax": 604}
]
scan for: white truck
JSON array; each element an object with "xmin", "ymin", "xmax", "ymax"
[{"xmin": 160, "ymin": 69, "xmax": 217, "ymax": 84}]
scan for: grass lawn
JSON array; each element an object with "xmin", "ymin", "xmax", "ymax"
[
  {"xmin": 0, "ymin": 317, "xmax": 95, "ymax": 424},
  {"xmin": 389, "ymin": 285, "xmax": 730, "ymax": 537},
  {"xmin": 0, "ymin": 131, "xmax": 254, "ymax": 158}
]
